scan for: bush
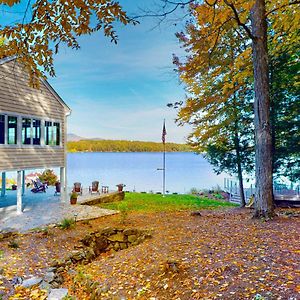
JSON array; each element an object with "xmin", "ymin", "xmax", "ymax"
[
  {"xmin": 38, "ymin": 169, "xmax": 58, "ymax": 186},
  {"xmin": 59, "ymin": 218, "xmax": 75, "ymax": 230},
  {"xmin": 8, "ymin": 240, "xmax": 19, "ymax": 249},
  {"xmin": 118, "ymin": 202, "xmax": 129, "ymax": 224}
]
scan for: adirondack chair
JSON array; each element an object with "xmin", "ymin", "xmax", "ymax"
[
  {"xmin": 89, "ymin": 181, "xmax": 100, "ymax": 194},
  {"xmin": 54, "ymin": 181, "xmax": 61, "ymax": 196},
  {"xmin": 72, "ymin": 182, "xmax": 83, "ymax": 195},
  {"xmin": 31, "ymin": 179, "xmax": 46, "ymax": 193}
]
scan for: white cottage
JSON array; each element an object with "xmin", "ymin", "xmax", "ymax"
[{"xmin": 0, "ymin": 57, "xmax": 71, "ymax": 213}]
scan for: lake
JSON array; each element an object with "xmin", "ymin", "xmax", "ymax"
[{"xmin": 68, "ymin": 152, "xmax": 226, "ymax": 194}]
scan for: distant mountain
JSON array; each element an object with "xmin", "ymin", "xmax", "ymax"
[{"xmin": 67, "ymin": 133, "xmax": 85, "ymax": 142}]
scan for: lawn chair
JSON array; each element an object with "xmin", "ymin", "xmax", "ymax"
[
  {"xmin": 54, "ymin": 181, "xmax": 61, "ymax": 196},
  {"xmin": 31, "ymin": 179, "xmax": 46, "ymax": 193},
  {"xmin": 72, "ymin": 182, "xmax": 83, "ymax": 195},
  {"xmin": 89, "ymin": 181, "xmax": 100, "ymax": 194}
]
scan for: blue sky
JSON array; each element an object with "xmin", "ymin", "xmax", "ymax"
[{"xmin": 5, "ymin": 0, "xmax": 191, "ymax": 143}]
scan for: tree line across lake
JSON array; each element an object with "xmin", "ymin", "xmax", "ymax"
[{"xmin": 67, "ymin": 140, "xmax": 191, "ymax": 153}]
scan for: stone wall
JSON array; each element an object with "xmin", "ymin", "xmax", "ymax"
[
  {"xmin": 80, "ymin": 191, "xmax": 125, "ymax": 206},
  {"xmin": 80, "ymin": 227, "xmax": 152, "ymax": 255}
]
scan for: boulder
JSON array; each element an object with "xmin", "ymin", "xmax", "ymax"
[
  {"xmin": 39, "ymin": 280, "xmax": 51, "ymax": 291},
  {"xmin": 100, "ymin": 227, "xmax": 117, "ymax": 236},
  {"xmin": 70, "ymin": 251, "xmax": 85, "ymax": 262},
  {"xmin": 127, "ymin": 235, "xmax": 137, "ymax": 243},
  {"xmin": 107, "ymin": 232, "xmax": 125, "ymax": 242},
  {"xmin": 48, "ymin": 288, "xmax": 68, "ymax": 300},
  {"xmin": 44, "ymin": 272, "xmax": 55, "ymax": 283},
  {"xmin": 123, "ymin": 229, "xmax": 138, "ymax": 236},
  {"xmin": 21, "ymin": 276, "xmax": 43, "ymax": 288},
  {"xmin": 120, "ymin": 243, "xmax": 128, "ymax": 250},
  {"xmin": 95, "ymin": 237, "xmax": 108, "ymax": 252}
]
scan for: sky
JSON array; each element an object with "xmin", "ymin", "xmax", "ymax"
[
  {"xmin": 49, "ymin": 1, "xmax": 192, "ymax": 143},
  {"xmin": 3, "ymin": 0, "xmax": 191, "ymax": 143}
]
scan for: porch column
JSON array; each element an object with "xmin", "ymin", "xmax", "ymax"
[
  {"xmin": 22, "ymin": 170, "xmax": 25, "ymax": 196},
  {"xmin": 17, "ymin": 170, "xmax": 23, "ymax": 213},
  {"xmin": 60, "ymin": 166, "xmax": 66, "ymax": 202},
  {"xmin": 1, "ymin": 172, "xmax": 6, "ymax": 197}
]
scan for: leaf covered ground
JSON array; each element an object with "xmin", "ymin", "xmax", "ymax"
[{"xmin": 0, "ymin": 197, "xmax": 299, "ymax": 299}]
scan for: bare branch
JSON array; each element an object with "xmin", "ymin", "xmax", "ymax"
[
  {"xmin": 223, "ymin": 0, "xmax": 255, "ymax": 40},
  {"xmin": 133, "ymin": 0, "xmax": 193, "ymax": 19},
  {"xmin": 266, "ymin": 1, "xmax": 300, "ymax": 16}
]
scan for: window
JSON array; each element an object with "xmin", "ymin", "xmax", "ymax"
[
  {"xmin": 0, "ymin": 115, "xmax": 4, "ymax": 144},
  {"xmin": 33, "ymin": 119, "xmax": 41, "ymax": 145},
  {"xmin": 45, "ymin": 121, "xmax": 52, "ymax": 145},
  {"xmin": 53, "ymin": 122, "xmax": 60, "ymax": 146},
  {"xmin": 7, "ymin": 116, "xmax": 17, "ymax": 144},
  {"xmin": 22, "ymin": 118, "xmax": 31, "ymax": 145}
]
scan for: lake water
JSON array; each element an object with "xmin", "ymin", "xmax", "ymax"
[{"xmin": 68, "ymin": 152, "xmax": 226, "ymax": 194}]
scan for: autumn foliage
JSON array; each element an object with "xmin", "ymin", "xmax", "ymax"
[{"xmin": 0, "ymin": 0, "xmax": 136, "ymax": 85}]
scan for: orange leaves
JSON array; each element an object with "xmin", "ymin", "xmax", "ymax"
[
  {"xmin": 0, "ymin": 0, "xmax": 135, "ymax": 85},
  {"xmin": 0, "ymin": 0, "xmax": 20, "ymax": 6}
]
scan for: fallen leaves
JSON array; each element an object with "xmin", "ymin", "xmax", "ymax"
[{"xmin": 0, "ymin": 208, "xmax": 299, "ymax": 299}]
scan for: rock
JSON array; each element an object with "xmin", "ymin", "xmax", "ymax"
[
  {"xmin": 11, "ymin": 276, "xmax": 23, "ymax": 285},
  {"xmin": 85, "ymin": 247, "xmax": 96, "ymax": 261},
  {"xmin": 50, "ymin": 281, "xmax": 60, "ymax": 289},
  {"xmin": 50, "ymin": 259, "xmax": 65, "ymax": 268},
  {"xmin": 48, "ymin": 288, "xmax": 68, "ymax": 300},
  {"xmin": 67, "ymin": 269, "xmax": 77, "ymax": 276},
  {"xmin": 95, "ymin": 237, "xmax": 108, "ymax": 252},
  {"xmin": 39, "ymin": 280, "xmax": 51, "ymax": 291},
  {"xmin": 136, "ymin": 236, "xmax": 145, "ymax": 244},
  {"xmin": 56, "ymin": 267, "xmax": 65, "ymax": 274},
  {"xmin": 70, "ymin": 250, "xmax": 84, "ymax": 262},
  {"xmin": 21, "ymin": 276, "xmax": 43, "ymax": 288},
  {"xmin": 44, "ymin": 272, "xmax": 55, "ymax": 283},
  {"xmin": 81, "ymin": 234, "xmax": 94, "ymax": 246},
  {"xmin": 120, "ymin": 243, "xmax": 128, "ymax": 250},
  {"xmin": 190, "ymin": 211, "xmax": 202, "ymax": 216},
  {"xmin": 100, "ymin": 227, "xmax": 117, "ymax": 236},
  {"xmin": 113, "ymin": 242, "xmax": 120, "ymax": 251},
  {"xmin": 47, "ymin": 267, "xmax": 57, "ymax": 273},
  {"xmin": 53, "ymin": 274, "xmax": 64, "ymax": 285},
  {"xmin": 127, "ymin": 235, "xmax": 137, "ymax": 243},
  {"xmin": 107, "ymin": 232, "xmax": 125, "ymax": 242},
  {"xmin": 123, "ymin": 229, "xmax": 138, "ymax": 236}
]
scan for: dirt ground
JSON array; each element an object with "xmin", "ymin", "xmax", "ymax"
[{"xmin": 0, "ymin": 207, "xmax": 299, "ymax": 299}]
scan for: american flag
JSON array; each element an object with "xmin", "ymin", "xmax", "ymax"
[{"xmin": 162, "ymin": 120, "xmax": 167, "ymax": 144}]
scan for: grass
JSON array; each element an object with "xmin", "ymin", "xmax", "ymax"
[
  {"xmin": 59, "ymin": 218, "xmax": 75, "ymax": 230},
  {"xmin": 98, "ymin": 193, "xmax": 237, "ymax": 213}
]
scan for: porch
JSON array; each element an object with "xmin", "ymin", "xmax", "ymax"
[{"xmin": 0, "ymin": 187, "xmax": 119, "ymax": 232}]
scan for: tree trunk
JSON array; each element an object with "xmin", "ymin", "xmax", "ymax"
[
  {"xmin": 234, "ymin": 121, "xmax": 246, "ymax": 207},
  {"xmin": 250, "ymin": 0, "xmax": 274, "ymax": 218},
  {"xmin": 237, "ymin": 158, "xmax": 246, "ymax": 207}
]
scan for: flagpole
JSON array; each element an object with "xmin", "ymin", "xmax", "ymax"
[
  {"xmin": 163, "ymin": 138, "xmax": 166, "ymax": 197},
  {"xmin": 162, "ymin": 119, "xmax": 166, "ymax": 197}
]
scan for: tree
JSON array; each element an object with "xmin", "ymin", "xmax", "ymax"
[
  {"xmin": 270, "ymin": 50, "xmax": 300, "ymax": 182},
  {"xmin": 158, "ymin": 0, "xmax": 299, "ymax": 218},
  {"xmin": 39, "ymin": 169, "xmax": 58, "ymax": 186},
  {"xmin": 0, "ymin": 0, "xmax": 136, "ymax": 86},
  {"xmin": 172, "ymin": 22, "xmax": 254, "ymax": 207}
]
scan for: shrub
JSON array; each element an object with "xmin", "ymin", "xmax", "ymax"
[
  {"xmin": 59, "ymin": 218, "xmax": 75, "ymax": 230},
  {"xmin": 118, "ymin": 202, "xmax": 129, "ymax": 224},
  {"xmin": 38, "ymin": 169, "xmax": 58, "ymax": 186},
  {"xmin": 8, "ymin": 240, "xmax": 19, "ymax": 249},
  {"xmin": 190, "ymin": 187, "xmax": 200, "ymax": 195}
]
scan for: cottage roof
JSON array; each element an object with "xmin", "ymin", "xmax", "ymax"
[{"xmin": 0, "ymin": 57, "xmax": 71, "ymax": 114}]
